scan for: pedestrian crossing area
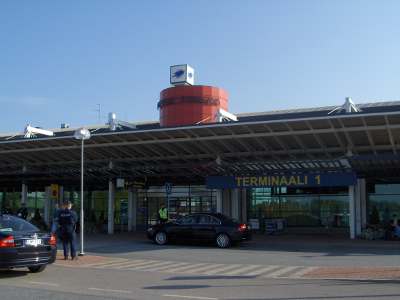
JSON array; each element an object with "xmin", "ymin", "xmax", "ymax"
[{"xmin": 59, "ymin": 257, "xmax": 317, "ymax": 279}]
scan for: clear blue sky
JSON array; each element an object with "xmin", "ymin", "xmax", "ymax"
[{"xmin": 1, "ymin": 1, "xmax": 399, "ymax": 132}]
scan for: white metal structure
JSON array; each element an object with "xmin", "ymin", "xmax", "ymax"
[
  {"xmin": 108, "ymin": 112, "xmax": 136, "ymax": 131},
  {"xmin": 217, "ymin": 108, "xmax": 238, "ymax": 122},
  {"xmin": 328, "ymin": 97, "xmax": 361, "ymax": 114},
  {"xmin": 24, "ymin": 125, "xmax": 54, "ymax": 138},
  {"xmin": 74, "ymin": 127, "xmax": 91, "ymax": 256}
]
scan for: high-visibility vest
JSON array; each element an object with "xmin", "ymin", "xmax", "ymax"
[{"xmin": 159, "ymin": 208, "xmax": 168, "ymax": 220}]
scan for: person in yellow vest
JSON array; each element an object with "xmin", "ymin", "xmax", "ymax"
[{"xmin": 158, "ymin": 204, "xmax": 168, "ymax": 224}]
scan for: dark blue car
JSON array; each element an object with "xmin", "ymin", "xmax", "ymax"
[
  {"xmin": 147, "ymin": 213, "xmax": 251, "ymax": 248},
  {"xmin": 0, "ymin": 214, "xmax": 57, "ymax": 273}
]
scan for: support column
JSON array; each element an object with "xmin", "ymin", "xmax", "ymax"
[
  {"xmin": 222, "ymin": 189, "xmax": 231, "ymax": 216},
  {"xmin": 44, "ymin": 186, "xmax": 51, "ymax": 226},
  {"xmin": 355, "ymin": 180, "xmax": 362, "ymax": 236},
  {"xmin": 216, "ymin": 190, "xmax": 223, "ymax": 213},
  {"xmin": 128, "ymin": 189, "xmax": 133, "ymax": 231},
  {"xmin": 359, "ymin": 179, "xmax": 367, "ymax": 230},
  {"xmin": 349, "ymin": 185, "xmax": 356, "ymax": 239},
  {"xmin": 21, "ymin": 183, "xmax": 28, "ymax": 205},
  {"xmin": 108, "ymin": 180, "xmax": 115, "ymax": 235},
  {"xmin": 241, "ymin": 189, "xmax": 247, "ymax": 223},
  {"xmin": 231, "ymin": 189, "xmax": 240, "ymax": 221},
  {"xmin": 127, "ymin": 189, "xmax": 137, "ymax": 232},
  {"xmin": 91, "ymin": 192, "xmax": 96, "ymax": 210},
  {"xmin": 59, "ymin": 185, "xmax": 64, "ymax": 203}
]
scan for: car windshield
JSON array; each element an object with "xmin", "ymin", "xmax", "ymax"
[{"xmin": 0, "ymin": 215, "xmax": 39, "ymax": 233}]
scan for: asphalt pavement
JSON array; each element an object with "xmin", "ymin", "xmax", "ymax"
[
  {"xmin": 1, "ymin": 264, "xmax": 400, "ymax": 300},
  {"xmin": 75, "ymin": 232, "xmax": 400, "ymax": 267},
  {"xmin": 1, "ymin": 232, "xmax": 399, "ymax": 300}
]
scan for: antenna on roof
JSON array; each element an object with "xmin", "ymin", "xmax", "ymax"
[
  {"xmin": 107, "ymin": 112, "xmax": 136, "ymax": 131},
  {"xmin": 328, "ymin": 97, "xmax": 361, "ymax": 115}
]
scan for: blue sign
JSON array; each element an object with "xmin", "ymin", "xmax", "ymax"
[
  {"xmin": 165, "ymin": 182, "xmax": 172, "ymax": 195},
  {"xmin": 206, "ymin": 173, "xmax": 357, "ymax": 189}
]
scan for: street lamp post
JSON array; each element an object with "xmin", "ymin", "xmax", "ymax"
[{"xmin": 74, "ymin": 128, "xmax": 91, "ymax": 256}]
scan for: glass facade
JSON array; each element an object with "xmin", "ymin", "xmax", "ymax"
[
  {"xmin": 248, "ymin": 187, "xmax": 349, "ymax": 227},
  {"xmin": 136, "ymin": 185, "xmax": 216, "ymax": 229},
  {"xmin": 367, "ymin": 183, "xmax": 400, "ymax": 225},
  {"xmin": 0, "ymin": 191, "xmax": 46, "ymax": 219}
]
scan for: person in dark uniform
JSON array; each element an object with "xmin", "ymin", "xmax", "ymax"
[
  {"xmin": 17, "ymin": 203, "xmax": 28, "ymax": 220},
  {"xmin": 58, "ymin": 201, "xmax": 78, "ymax": 260}
]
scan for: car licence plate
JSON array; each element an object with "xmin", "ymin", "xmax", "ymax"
[{"xmin": 25, "ymin": 238, "xmax": 42, "ymax": 247}]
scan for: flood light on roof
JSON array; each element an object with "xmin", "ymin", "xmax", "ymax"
[{"xmin": 74, "ymin": 128, "xmax": 91, "ymax": 140}]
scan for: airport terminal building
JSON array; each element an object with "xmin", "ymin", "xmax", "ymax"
[{"xmin": 1, "ymin": 66, "xmax": 400, "ymax": 239}]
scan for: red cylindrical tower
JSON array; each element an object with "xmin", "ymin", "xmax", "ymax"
[{"xmin": 158, "ymin": 85, "xmax": 229, "ymax": 127}]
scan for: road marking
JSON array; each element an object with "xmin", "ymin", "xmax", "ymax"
[
  {"xmin": 202, "ymin": 264, "xmax": 241, "ymax": 275},
  {"xmin": 28, "ymin": 281, "xmax": 60, "ymax": 287},
  {"xmin": 88, "ymin": 259, "xmax": 131, "ymax": 268},
  {"xmin": 166, "ymin": 263, "xmax": 205, "ymax": 273},
  {"xmin": 183, "ymin": 263, "xmax": 226, "ymax": 274},
  {"xmin": 266, "ymin": 266, "xmax": 300, "ymax": 278},
  {"xmin": 246, "ymin": 265, "xmax": 281, "ymax": 276},
  {"xmin": 146, "ymin": 262, "xmax": 188, "ymax": 272},
  {"xmin": 287, "ymin": 266, "xmax": 318, "ymax": 278},
  {"xmin": 131, "ymin": 261, "xmax": 176, "ymax": 270},
  {"xmin": 88, "ymin": 287, "xmax": 132, "ymax": 294},
  {"xmin": 223, "ymin": 264, "xmax": 261, "ymax": 276},
  {"xmin": 114, "ymin": 260, "xmax": 157, "ymax": 269},
  {"xmin": 163, "ymin": 294, "xmax": 218, "ymax": 300}
]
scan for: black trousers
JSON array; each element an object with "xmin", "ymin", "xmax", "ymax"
[{"xmin": 62, "ymin": 231, "xmax": 76, "ymax": 258}]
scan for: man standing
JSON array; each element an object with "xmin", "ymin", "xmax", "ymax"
[
  {"xmin": 16, "ymin": 203, "xmax": 28, "ymax": 220},
  {"xmin": 158, "ymin": 204, "xmax": 168, "ymax": 224},
  {"xmin": 58, "ymin": 201, "xmax": 78, "ymax": 260}
]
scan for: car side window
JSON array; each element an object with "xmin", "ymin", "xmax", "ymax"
[
  {"xmin": 0, "ymin": 215, "xmax": 38, "ymax": 232},
  {"xmin": 198, "ymin": 215, "xmax": 211, "ymax": 224},
  {"xmin": 181, "ymin": 216, "xmax": 196, "ymax": 225},
  {"xmin": 210, "ymin": 216, "xmax": 221, "ymax": 225}
]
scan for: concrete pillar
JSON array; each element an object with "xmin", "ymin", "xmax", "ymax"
[
  {"xmin": 216, "ymin": 190, "xmax": 223, "ymax": 213},
  {"xmin": 108, "ymin": 180, "xmax": 115, "ymax": 234},
  {"xmin": 231, "ymin": 189, "xmax": 240, "ymax": 221},
  {"xmin": 128, "ymin": 189, "xmax": 133, "ymax": 231},
  {"xmin": 44, "ymin": 186, "xmax": 51, "ymax": 226},
  {"xmin": 349, "ymin": 185, "xmax": 356, "ymax": 239},
  {"xmin": 91, "ymin": 192, "xmax": 96, "ymax": 210},
  {"xmin": 59, "ymin": 185, "xmax": 64, "ymax": 203},
  {"xmin": 128, "ymin": 189, "xmax": 137, "ymax": 231},
  {"xmin": 21, "ymin": 183, "xmax": 28, "ymax": 205},
  {"xmin": 355, "ymin": 180, "xmax": 362, "ymax": 236},
  {"xmin": 241, "ymin": 189, "xmax": 247, "ymax": 223},
  {"xmin": 222, "ymin": 189, "xmax": 231, "ymax": 216},
  {"xmin": 359, "ymin": 179, "xmax": 367, "ymax": 229}
]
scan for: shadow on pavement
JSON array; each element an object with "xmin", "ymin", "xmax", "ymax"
[
  {"xmin": 0, "ymin": 269, "xmax": 29, "ymax": 278},
  {"xmin": 166, "ymin": 275, "xmax": 257, "ymax": 280},
  {"xmin": 233, "ymin": 294, "xmax": 400, "ymax": 300},
  {"xmin": 80, "ymin": 232, "xmax": 400, "ymax": 258},
  {"xmin": 143, "ymin": 284, "xmax": 210, "ymax": 290}
]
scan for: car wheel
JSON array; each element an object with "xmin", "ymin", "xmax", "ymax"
[
  {"xmin": 28, "ymin": 265, "xmax": 47, "ymax": 273},
  {"xmin": 154, "ymin": 231, "xmax": 168, "ymax": 245},
  {"xmin": 216, "ymin": 233, "xmax": 231, "ymax": 248}
]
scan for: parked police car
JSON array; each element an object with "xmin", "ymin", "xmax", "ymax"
[{"xmin": 0, "ymin": 214, "xmax": 57, "ymax": 273}]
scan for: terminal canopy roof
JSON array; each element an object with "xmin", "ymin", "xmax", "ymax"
[{"xmin": 1, "ymin": 101, "xmax": 400, "ymax": 189}]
